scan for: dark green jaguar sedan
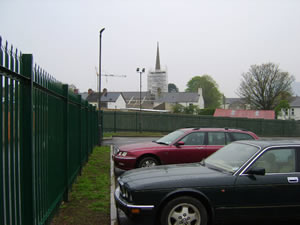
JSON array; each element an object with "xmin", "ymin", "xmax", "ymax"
[{"xmin": 115, "ymin": 140, "xmax": 300, "ymax": 225}]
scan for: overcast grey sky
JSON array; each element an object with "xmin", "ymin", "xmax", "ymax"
[{"xmin": 1, "ymin": 0, "xmax": 299, "ymax": 97}]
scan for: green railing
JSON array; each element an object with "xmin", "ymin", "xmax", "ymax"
[
  {"xmin": 103, "ymin": 111, "xmax": 300, "ymax": 137},
  {"xmin": 0, "ymin": 37, "xmax": 98, "ymax": 225}
]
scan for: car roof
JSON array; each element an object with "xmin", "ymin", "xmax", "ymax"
[
  {"xmin": 180, "ymin": 127, "xmax": 251, "ymax": 133},
  {"xmin": 235, "ymin": 139, "xmax": 300, "ymax": 149}
]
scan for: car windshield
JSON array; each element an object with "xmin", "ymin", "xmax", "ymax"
[
  {"xmin": 205, "ymin": 142, "xmax": 260, "ymax": 173},
  {"xmin": 155, "ymin": 130, "xmax": 185, "ymax": 145}
]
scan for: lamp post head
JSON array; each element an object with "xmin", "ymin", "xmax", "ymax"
[
  {"xmin": 142, "ymin": 68, "xmax": 145, "ymax": 73},
  {"xmin": 100, "ymin": 28, "xmax": 105, "ymax": 34},
  {"xmin": 136, "ymin": 68, "xmax": 140, "ymax": 72}
]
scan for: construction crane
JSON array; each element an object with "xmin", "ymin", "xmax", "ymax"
[{"xmin": 95, "ymin": 67, "xmax": 126, "ymax": 91}]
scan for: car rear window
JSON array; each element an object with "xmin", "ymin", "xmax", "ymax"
[
  {"xmin": 208, "ymin": 132, "xmax": 225, "ymax": 145},
  {"xmin": 231, "ymin": 132, "xmax": 254, "ymax": 141}
]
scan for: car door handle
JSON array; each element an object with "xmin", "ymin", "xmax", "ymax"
[
  {"xmin": 197, "ymin": 147, "xmax": 204, "ymax": 150},
  {"xmin": 287, "ymin": 177, "xmax": 299, "ymax": 184}
]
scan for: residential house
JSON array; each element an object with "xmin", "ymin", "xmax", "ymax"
[
  {"xmin": 278, "ymin": 96, "xmax": 300, "ymax": 120},
  {"xmin": 221, "ymin": 98, "xmax": 250, "ymax": 110},
  {"xmin": 153, "ymin": 88, "xmax": 204, "ymax": 111},
  {"xmin": 86, "ymin": 90, "xmax": 126, "ymax": 110},
  {"xmin": 122, "ymin": 91, "xmax": 154, "ymax": 109}
]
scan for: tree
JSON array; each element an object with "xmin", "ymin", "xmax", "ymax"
[
  {"xmin": 168, "ymin": 83, "xmax": 179, "ymax": 92},
  {"xmin": 183, "ymin": 105, "xmax": 198, "ymax": 114},
  {"xmin": 274, "ymin": 100, "xmax": 290, "ymax": 119},
  {"xmin": 172, "ymin": 104, "xmax": 185, "ymax": 113},
  {"xmin": 237, "ymin": 63, "xmax": 295, "ymax": 110},
  {"xmin": 186, "ymin": 75, "xmax": 222, "ymax": 108}
]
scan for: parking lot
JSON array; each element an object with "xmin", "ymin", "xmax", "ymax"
[{"xmin": 104, "ymin": 136, "xmax": 300, "ymax": 225}]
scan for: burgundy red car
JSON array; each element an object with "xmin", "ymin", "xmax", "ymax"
[{"xmin": 112, "ymin": 128, "xmax": 259, "ymax": 170}]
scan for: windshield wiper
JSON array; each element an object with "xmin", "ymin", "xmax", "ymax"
[
  {"xmin": 206, "ymin": 164, "xmax": 225, "ymax": 173},
  {"xmin": 199, "ymin": 160, "xmax": 205, "ymax": 166},
  {"xmin": 154, "ymin": 141, "xmax": 168, "ymax": 145}
]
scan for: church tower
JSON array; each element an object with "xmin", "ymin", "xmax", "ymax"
[{"xmin": 147, "ymin": 43, "xmax": 168, "ymax": 96}]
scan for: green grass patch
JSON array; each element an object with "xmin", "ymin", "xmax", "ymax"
[{"xmin": 51, "ymin": 146, "xmax": 111, "ymax": 225}]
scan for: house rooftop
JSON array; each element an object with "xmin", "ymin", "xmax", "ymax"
[
  {"xmin": 214, "ymin": 108, "xmax": 275, "ymax": 120},
  {"xmin": 86, "ymin": 92, "xmax": 123, "ymax": 102},
  {"xmin": 155, "ymin": 92, "xmax": 200, "ymax": 103}
]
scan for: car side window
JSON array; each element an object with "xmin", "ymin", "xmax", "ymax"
[
  {"xmin": 226, "ymin": 133, "xmax": 233, "ymax": 144},
  {"xmin": 208, "ymin": 132, "xmax": 225, "ymax": 145},
  {"xmin": 181, "ymin": 132, "xmax": 205, "ymax": 145},
  {"xmin": 251, "ymin": 148, "xmax": 296, "ymax": 173},
  {"xmin": 231, "ymin": 132, "xmax": 254, "ymax": 141}
]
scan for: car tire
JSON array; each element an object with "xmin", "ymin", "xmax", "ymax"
[
  {"xmin": 160, "ymin": 196, "xmax": 208, "ymax": 225},
  {"xmin": 137, "ymin": 156, "xmax": 159, "ymax": 168}
]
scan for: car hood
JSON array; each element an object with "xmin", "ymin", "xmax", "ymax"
[
  {"xmin": 120, "ymin": 163, "xmax": 235, "ymax": 191},
  {"xmin": 119, "ymin": 141, "xmax": 167, "ymax": 152}
]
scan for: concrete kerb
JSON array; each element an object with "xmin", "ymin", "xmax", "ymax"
[{"xmin": 110, "ymin": 145, "xmax": 118, "ymax": 225}]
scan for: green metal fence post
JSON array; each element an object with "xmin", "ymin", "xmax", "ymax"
[
  {"xmin": 77, "ymin": 95, "xmax": 82, "ymax": 176},
  {"xmin": 114, "ymin": 110, "xmax": 117, "ymax": 133},
  {"xmin": 62, "ymin": 84, "xmax": 69, "ymax": 202},
  {"xmin": 20, "ymin": 54, "xmax": 35, "ymax": 225},
  {"xmin": 0, "ymin": 36, "xmax": 3, "ymax": 225}
]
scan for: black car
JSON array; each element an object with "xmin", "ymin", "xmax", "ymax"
[{"xmin": 115, "ymin": 140, "xmax": 300, "ymax": 225}]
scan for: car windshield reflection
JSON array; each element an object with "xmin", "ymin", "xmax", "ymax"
[
  {"xmin": 205, "ymin": 142, "xmax": 260, "ymax": 173},
  {"xmin": 155, "ymin": 130, "xmax": 185, "ymax": 145}
]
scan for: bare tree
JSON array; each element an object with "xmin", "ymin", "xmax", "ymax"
[{"xmin": 237, "ymin": 63, "xmax": 295, "ymax": 110}]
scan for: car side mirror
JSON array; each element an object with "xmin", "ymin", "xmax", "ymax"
[
  {"xmin": 247, "ymin": 167, "xmax": 266, "ymax": 176},
  {"xmin": 175, "ymin": 141, "xmax": 185, "ymax": 147}
]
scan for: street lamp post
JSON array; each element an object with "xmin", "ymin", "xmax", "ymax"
[
  {"xmin": 136, "ymin": 68, "xmax": 145, "ymax": 132},
  {"xmin": 98, "ymin": 28, "xmax": 105, "ymax": 146}
]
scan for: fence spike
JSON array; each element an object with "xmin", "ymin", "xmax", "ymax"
[
  {"xmin": 15, "ymin": 48, "xmax": 19, "ymax": 73},
  {"xmin": 0, "ymin": 36, "xmax": 2, "ymax": 66},
  {"xmin": 34, "ymin": 64, "xmax": 37, "ymax": 82}
]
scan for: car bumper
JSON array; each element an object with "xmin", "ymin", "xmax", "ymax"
[
  {"xmin": 114, "ymin": 187, "xmax": 156, "ymax": 225},
  {"xmin": 112, "ymin": 155, "xmax": 137, "ymax": 170}
]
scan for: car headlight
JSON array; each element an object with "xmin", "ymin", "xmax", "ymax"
[
  {"xmin": 118, "ymin": 151, "xmax": 127, "ymax": 157},
  {"xmin": 118, "ymin": 179, "xmax": 133, "ymax": 202},
  {"xmin": 114, "ymin": 146, "xmax": 120, "ymax": 154}
]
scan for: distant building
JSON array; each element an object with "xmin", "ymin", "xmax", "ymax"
[
  {"xmin": 147, "ymin": 43, "xmax": 168, "ymax": 97},
  {"xmin": 86, "ymin": 89, "xmax": 126, "ymax": 110},
  {"xmin": 153, "ymin": 88, "xmax": 204, "ymax": 111},
  {"xmin": 214, "ymin": 108, "xmax": 275, "ymax": 120},
  {"xmin": 278, "ymin": 96, "xmax": 300, "ymax": 120},
  {"xmin": 221, "ymin": 97, "xmax": 250, "ymax": 110},
  {"xmin": 122, "ymin": 91, "xmax": 154, "ymax": 109}
]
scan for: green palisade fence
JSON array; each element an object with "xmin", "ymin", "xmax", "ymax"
[
  {"xmin": 102, "ymin": 111, "xmax": 300, "ymax": 137},
  {"xmin": 0, "ymin": 37, "xmax": 98, "ymax": 225}
]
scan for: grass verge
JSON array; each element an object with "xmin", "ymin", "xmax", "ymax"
[{"xmin": 51, "ymin": 146, "xmax": 111, "ymax": 225}]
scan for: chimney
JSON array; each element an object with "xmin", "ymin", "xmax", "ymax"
[
  {"xmin": 88, "ymin": 88, "xmax": 93, "ymax": 95},
  {"xmin": 198, "ymin": 88, "xmax": 202, "ymax": 96},
  {"xmin": 74, "ymin": 89, "xmax": 79, "ymax": 94},
  {"xmin": 102, "ymin": 88, "xmax": 108, "ymax": 97}
]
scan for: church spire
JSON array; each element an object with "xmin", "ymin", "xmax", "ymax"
[{"xmin": 155, "ymin": 42, "xmax": 161, "ymax": 71}]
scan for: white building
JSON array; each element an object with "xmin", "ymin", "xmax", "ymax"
[
  {"xmin": 147, "ymin": 43, "xmax": 168, "ymax": 97},
  {"xmin": 153, "ymin": 88, "xmax": 204, "ymax": 111},
  {"xmin": 86, "ymin": 91, "xmax": 126, "ymax": 110},
  {"xmin": 279, "ymin": 96, "xmax": 300, "ymax": 120}
]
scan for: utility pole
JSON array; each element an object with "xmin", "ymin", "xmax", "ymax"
[
  {"xmin": 136, "ymin": 67, "xmax": 145, "ymax": 133},
  {"xmin": 98, "ymin": 28, "xmax": 105, "ymax": 146}
]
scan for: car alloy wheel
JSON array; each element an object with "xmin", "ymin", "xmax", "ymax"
[
  {"xmin": 138, "ymin": 157, "xmax": 159, "ymax": 168},
  {"xmin": 161, "ymin": 196, "xmax": 207, "ymax": 225}
]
